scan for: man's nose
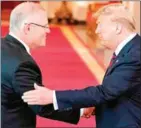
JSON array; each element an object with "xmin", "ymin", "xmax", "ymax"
[{"xmin": 95, "ymin": 27, "xmax": 99, "ymax": 34}]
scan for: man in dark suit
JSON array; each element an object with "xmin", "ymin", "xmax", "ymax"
[
  {"xmin": 22, "ymin": 4, "xmax": 141, "ymax": 128},
  {"xmin": 1, "ymin": 2, "xmax": 82, "ymax": 128}
]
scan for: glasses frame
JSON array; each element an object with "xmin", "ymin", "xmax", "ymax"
[{"xmin": 25, "ymin": 22, "xmax": 49, "ymax": 29}]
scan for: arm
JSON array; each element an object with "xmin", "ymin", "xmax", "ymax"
[
  {"xmin": 12, "ymin": 61, "xmax": 80, "ymax": 124},
  {"xmin": 56, "ymin": 53, "xmax": 141, "ymax": 110}
]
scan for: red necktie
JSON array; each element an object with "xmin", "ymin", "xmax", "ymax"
[{"xmin": 108, "ymin": 53, "xmax": 117, "ymax": 67}]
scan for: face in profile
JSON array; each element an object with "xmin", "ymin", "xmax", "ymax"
[{"xmin": 95, "ymin": 15, "xmax": 117, "ymax": 49}]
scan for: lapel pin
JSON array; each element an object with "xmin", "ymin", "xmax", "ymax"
[{"xmin": 116, "ymin": 60, "xmax": 119, "ymax": 63}]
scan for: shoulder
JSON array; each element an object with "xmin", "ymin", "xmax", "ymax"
[
  {"xmin": 128, "ymin": 41, "xmax": 140, "ymax": 63},
  {"xmin": 1, "ymin": 37, "xmax": 40, "ymax": 75},
  {"xmin": 16, "ymin": 61, "xmax": 41, "ymax": 74}
]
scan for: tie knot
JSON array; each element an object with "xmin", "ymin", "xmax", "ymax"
[{"xmin": 108, "ymin": 53, "xmax": 117, "ymax": 67}]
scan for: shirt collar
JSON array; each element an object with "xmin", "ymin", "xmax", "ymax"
[
  {"xmin": 115, "ymin": 33, "xmax": 137, "ymax": 56},
  {"xmin": 9, "ymin": 32, "xmax": 30, "ymax": 54}
]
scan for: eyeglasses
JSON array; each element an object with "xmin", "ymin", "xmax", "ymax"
[{"xmin": 25, "ymin": 22, "xmax": 49, "ymax": 29}]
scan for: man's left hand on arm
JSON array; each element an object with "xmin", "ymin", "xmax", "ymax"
[{"xmin": 22, "ymin": 83, "xmax": 53, "ymax": 105}]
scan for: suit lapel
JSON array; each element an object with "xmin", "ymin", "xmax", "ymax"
[{"xmin": 105, "ymin": 34, "xmax": 140, "ymax": 76}]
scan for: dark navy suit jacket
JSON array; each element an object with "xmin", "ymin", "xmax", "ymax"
[
  {"xmin": 1, "ymin": 35, "xmax": 80, "ymax": 128},
  {"xmin": 56, "ymin": 34, "xmax": 141, "ymax": 128}
]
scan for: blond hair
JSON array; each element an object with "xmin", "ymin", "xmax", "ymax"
[
  {"xmin": 10, "ymin": 2, "xmax": 45, "ymax": 32},
  {"xmin": 94, "ymin": 3, "xmax": 136, "ymax": 32}
]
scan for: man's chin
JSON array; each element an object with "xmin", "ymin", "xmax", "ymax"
[
  {"xmin": 100, "ymin": 43, "xmax": 111, "ymax": 50},
  {"xmin": 41, "ymin": 44, "xmax": 46, "ymax": 47},
  {"xmin": 40, "ymin": 42, "xmax": 46, "ymax": 47}
]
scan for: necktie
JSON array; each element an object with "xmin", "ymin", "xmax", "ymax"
[{"xmin": 108, "ymin": 53, "xmax": 117, "ymax": 67}]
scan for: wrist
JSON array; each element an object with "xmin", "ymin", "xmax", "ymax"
[{"xmin": 50, "ymin": 90, "xmax": 53, "ymax": 104}]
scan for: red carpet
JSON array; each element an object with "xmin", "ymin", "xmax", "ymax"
[{"xmin": 2, "ymin": 25, "xmax": 97, "ymax": 127}]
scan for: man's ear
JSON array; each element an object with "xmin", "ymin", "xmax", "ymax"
[
  {"xmin": 23, "ymin": 24, "xmax": 30, "ymax": 34},
  {"xmin": 115, "ymin": 22, "xmax": 122, "ymax": 34}
]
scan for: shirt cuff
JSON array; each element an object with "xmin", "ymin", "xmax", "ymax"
[
  {"xmin": 53, "ymin": 91, "xmax": 58, "ymax": 110},
  {"xmin": 80, "ymin": 108, "xmax": 84, "ymax": 116}
]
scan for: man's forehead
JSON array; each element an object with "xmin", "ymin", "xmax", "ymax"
[
  {"xmin": 97, "ymin": 15, "xmax": 112, "ymax": 24},
  {"xmin": 29, "ymin": 11, "xmax": 47, "ymax": 21}
]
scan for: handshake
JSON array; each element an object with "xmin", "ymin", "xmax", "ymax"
[
  {"xmin": 81, "ymin": 107, "xmax": 95, "ymax": 118},
  {"xmin": 22, "ymin": 83, "xmax": 95, "ymax": 119}
]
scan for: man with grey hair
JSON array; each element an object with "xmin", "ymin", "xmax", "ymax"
[
  {"xmin": 23, "ymin": 3, "xmax": 141, "ymax": 128},
  {"xmin": 1, "ymin": 2, "xmax": 82, "ymax": 128}
]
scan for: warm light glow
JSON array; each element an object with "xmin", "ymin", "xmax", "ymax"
[{"xmin": 75, "ymin": 1, "xmax": 90, "ymax": 6}]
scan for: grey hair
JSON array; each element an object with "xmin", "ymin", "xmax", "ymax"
[{"xmin": 9, "ymin": 2, "xmax": 45, "ymax": 32}]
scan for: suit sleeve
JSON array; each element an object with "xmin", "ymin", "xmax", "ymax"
[
  {"xmin": 56, "ymin": 51, "xmax": 141, "ymax": 110},
  {"xmin": 12, "ymin": 61, "xmax": 80, "ymax": 124}
]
